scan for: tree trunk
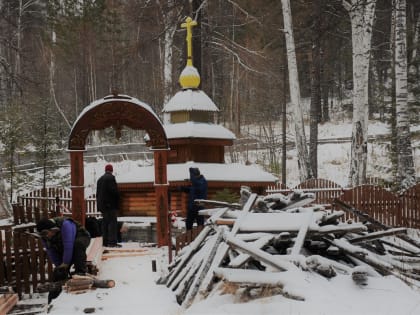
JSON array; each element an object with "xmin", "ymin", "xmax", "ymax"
[
  {"xmin": 390, "ymin": 1, "xmax": 398, "ymax": 188},
  {"xmin": 309, "ymin": 0, "xmax": 322, "ymax": 178},
  {"xmin": 162, "ymin": 18, "xmax": 176, "ymax": 123},
  {"xmin": 344, "ymin": 0, "xmax": 377, "ymax": 187},
  {"xmin": 281, "ymin": 0, "xmax": 313, "ymax": 182},
  {"xmin": 395, "ymin": 0, "xmax": 416, "ymax": 190}
]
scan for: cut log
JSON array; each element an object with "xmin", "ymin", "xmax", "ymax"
[
  {"xmin": 334, "ymin": 199, "xmax": 388, "ymax": 229},
  {"xmin": 229, "ymin": 234, "xmax": 275, "ymax": 268},
  {"xmin": 36, "ymin": 275, "xmax": 115, "ymax": 294},
  {"xmin": 306, "ymin": 255, "xmax": 353, "ymax": 275},
  {"xmin": 213, "ymin": 268, "xmax": 305, "ymax": 301},
  {"xmin": 0, "ymin": 293, "xmax": 18, "ymax": 315},
  {"xmin": 352, "ymin": 267, "xmax": 368, "ymax": 286},
  {"xmin": 196, "ymin": 199, "xmax": 242, "ymax": 210},
  {"xmin": 335, "ymin": 199, "xmax": 420, "ymax": 249},
  {"xmin": 198, "ymin": 208, "xmax": 238, "ymax": 219},
  {"xmin": 318, "ymin": 210, "xmax": 345, "ymax": 225},
  {"xmin": 214, "ymin": 218, "xmax": 235, "ymax": 226},
  {"xmin": 174, "ymin": 259, "xmax": 203, "ymax": 304},
  {"xmin": 197, "ymin": 194, "xmax": 257, "ymax": 297},
  {"xmin": 225, "ymin": 234, "xmax": 296, "ymax": 271},
  {"xmin": 166, "ymin": 226, "xmax": 212, "ymax": 287},
  {"xmin": 349, "ymin": 228, "xmax": 408, "ymax": 244},
  {"xmin": 290, "ymin": 210, "xmax": 313, "ymax": 256},
  {"xmin": 166, "ymin": 208, "xmax": 228, "ymax": 287},
  {"xmin": 182, "ymin": 230, "xmax": 224, "ymax": 307}
]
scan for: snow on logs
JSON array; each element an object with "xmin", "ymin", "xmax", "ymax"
[{"xmin": 164, "ymin": 188, "xmax": 420, "ymax": 308}]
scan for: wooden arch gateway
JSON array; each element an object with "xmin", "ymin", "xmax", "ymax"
[{"xmin": 68, "ymin": 94, "xmax": 170, "ymax": 245}]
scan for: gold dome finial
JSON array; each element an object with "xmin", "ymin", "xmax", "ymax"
[{"xmin": 179, "ymin": 17, "xmax": 200, "ymax": 89}]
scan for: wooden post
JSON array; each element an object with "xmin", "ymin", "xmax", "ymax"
[
  {"xmin": 154, "ymin": 150, "xmax": 169, "ymax": 247},
  {"xmin": 70, "ymin": 150, "xmax": 86, "ymax": 225}
]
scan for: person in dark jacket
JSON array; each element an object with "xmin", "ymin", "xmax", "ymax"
[
  {"xmin": 96, "ymin": 163, "xmax": 121, "ymax": 247},
  {"xmin": 36, "ymin": 217, "xmax": 91, "ymax": 303},
  {"xmin": 182, "ymin": 167, "xmax": 208, "ymax": 230}
]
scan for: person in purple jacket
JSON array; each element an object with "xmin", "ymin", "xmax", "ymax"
[{"xmin": 37, "ymin": 217, "xmax": 90, "ymax": 303}]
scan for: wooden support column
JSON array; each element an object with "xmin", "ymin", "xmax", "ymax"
[
  {"xmin": 154, "ymin": 150, "xmax": 169, "ymax": 247},
  {"xmin": 70, "ymin": 150, "xmax": 86, "ymax": 225}
]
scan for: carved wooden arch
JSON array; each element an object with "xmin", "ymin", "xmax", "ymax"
[{"xmin": 68, "ymin": 94, "xmax": 170, "ymax": 246}]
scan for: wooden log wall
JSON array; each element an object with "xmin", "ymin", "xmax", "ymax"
[{"xmin": 120, "ymin": 189, "xmax": 157, "ymax": 217}]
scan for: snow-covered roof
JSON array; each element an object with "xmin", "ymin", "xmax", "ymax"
[
  {"xmin": 116, "ymin": 161, "xmax": 277, "ymax": 184},
  {"xmin": 162, "ymin": 89, "xmax": 219, "ymax": 113},
  {"xmin": 71, "ymin": 94, "xmax": 161, "ymax": 133},
  {"xmin": 164, "ymin": 122, "xmax": 236, "ymax": 140}
]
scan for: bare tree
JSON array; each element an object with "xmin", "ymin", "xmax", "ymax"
[
  {"xmin": 281, "ymin": 0, "xmax": 313, "ymax": 182},
  {"xmin": 394, "ymin": 0, "xmax": 416, "ymax": 190},
  {"xmin": 343, "ymin": 0, "xmax": 377, "ymax": 187}
]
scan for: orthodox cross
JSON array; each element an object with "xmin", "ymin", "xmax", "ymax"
[{"xmin": 181, "ymin": 17, "xmax": 197, "ymax": 66}]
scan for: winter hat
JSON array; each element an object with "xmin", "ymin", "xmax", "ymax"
[
  {"xmin": 189, "ymin": 167, "xmax": 200, "ymax": 176},
  {"xmin": 36, "ymin": 218, "xmax": 56, "ymax": 232},
  {"xmin": 105, "ymin": 164, "xmax": 113, "ymax": 172}
]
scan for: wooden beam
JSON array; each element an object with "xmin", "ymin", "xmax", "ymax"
[
  {"xmin": 197, "ymin": 193, "xmax": 258, "ymax": 297},
  {"xmin": 225, "ymin": 234, "xmax": 295, "ymax": 271},
  {"xmin": 349, "ymin": 228, "xmax": 408, "ymax": 244}
]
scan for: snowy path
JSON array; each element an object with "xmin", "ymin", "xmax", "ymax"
[{"xmin": 49, "ymin": 245, "xmax": 182, "ymax": 315}]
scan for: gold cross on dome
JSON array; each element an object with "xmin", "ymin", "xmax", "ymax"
[{"xmin": 181, "ymin": 17, "xmax": 197, "ymax": 66}]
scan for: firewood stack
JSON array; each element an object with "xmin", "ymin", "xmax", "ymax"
[{"xmin": 163, "ymin": 187, "xmax": 420, "ymax": 308}]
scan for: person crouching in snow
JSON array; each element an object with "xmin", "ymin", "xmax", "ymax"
[
  {"xmin": 181, "ymin": 167, "xmax": 208, "ymax": 230},
  {"xmin": 36, "ymin": 217, "xmax": 91, "ymax": 303}
]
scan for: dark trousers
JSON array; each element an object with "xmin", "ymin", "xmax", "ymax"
[
  {"xmin": 102, "ymin": 210, "xmax": 118, "ymax": 246},
  {"xmin": 48, "ymin": 234, "xmax": 89, "ymax": 303},
  {"xmin": 72, "ymin": 234, "xmax": 91, "ymax": 274},
  {"xmin": 186, "ymin": 206, "xmax": 204, "ymax": 230}
]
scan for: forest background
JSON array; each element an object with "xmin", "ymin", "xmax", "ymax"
[{"xmin": 0, "ymin": 0, "xmax": 419, "ymax": 202}]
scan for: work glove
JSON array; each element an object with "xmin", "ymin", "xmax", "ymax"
[{"xmin": 53, "ymin": 263, "xmax": 70, "ymax": 281}]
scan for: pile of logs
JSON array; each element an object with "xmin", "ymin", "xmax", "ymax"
[
  {"xmin": 36, "ymin": 274, "xmax": 115, "ymax": 295},
  {"xmin": 163, "ymin": 188, "xmax": 420, "ymax": 308}
]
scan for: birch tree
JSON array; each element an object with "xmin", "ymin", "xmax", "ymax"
[
  {"xmin": 343, "ymin": 0, "xmax": 377, "ymax": 187},
  {"xmin": 394, "ymin": 0, "xmax": 416, "ymax": 190},
  {"xmin": 157, "ymin": 0, "xmax": 181, "ymax": 123},
  {"xmin": 281, "ymin": 0, "xmax": 313, "ymax": 182},
  {"xmin": 309, "ymin": 0, "xmax": 322, "ymax": 178}
]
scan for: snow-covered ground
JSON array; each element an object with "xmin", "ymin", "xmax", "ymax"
[
  {"xmin": 46, "ymin": 242, "xmax": 420, "ymax": 315},
  {"xmin": 3, "ymin": 120, "xmax": 420, "ymax": 314}
]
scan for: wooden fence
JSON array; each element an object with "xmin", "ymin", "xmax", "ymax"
[
  {"xmin": 266, "ymin": 179, "xmax": 420, "ymax": 229},
  {"xmin": 0, "ymin": 224, "xmax": 53, "ymax": 297},
  {"xmin": 13, "ymin": 181, "xmax": 420, "ymax": 256}
]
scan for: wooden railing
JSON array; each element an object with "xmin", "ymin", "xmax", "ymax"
[{"xmin": 0, "ymin": 225, "xmax": 53, "ymax": 297}]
